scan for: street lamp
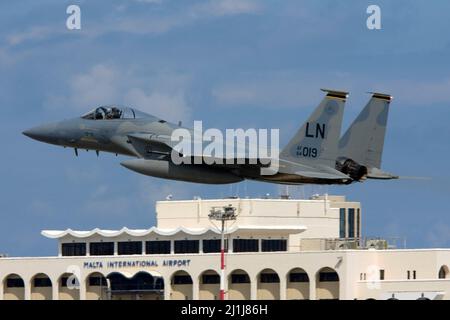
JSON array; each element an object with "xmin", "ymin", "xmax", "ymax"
[{"xmin": 208, "ymin": 205, "xmax": 237, "ymax": 300}]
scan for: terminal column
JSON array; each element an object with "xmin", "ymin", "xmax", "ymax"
[
  {"xmin": 279, "ymin": 276, "xmax": 287, "ymax": 300},
  {"xmin": 79, "ymin": 277, "xmax": 86, "ymax": 300},
  {"xmin": 192, "ymin": 276, "xmax": 199, "ymax": 300},
  {"xmin": 0, "ymin": 280, "xmax": 4, "ymax": 300},
  {"xmin": 309, "ymin": 277, "xmax": 316, "ymax": 300},
  {"xmin": 164, "ymin": 276, "xmax": 171, "ymax": 300},
  {"xmin": 250, "ymin": 276, "xmax": 257, "ymax": 300},
  {"xmin": 52, "ymin": 278, "xmax": 59, "ymax": 300},
  {"xmin": 24, "ymin": 279, "xmax": 31, "ymax": 300}
]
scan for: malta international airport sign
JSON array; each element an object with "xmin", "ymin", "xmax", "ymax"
[{"xmin": 83, "ymin": 259, "xmax": 192, "ymax": 270}]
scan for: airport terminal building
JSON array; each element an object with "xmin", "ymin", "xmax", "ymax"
[{"xmin": 0, "ymin": 195, "xmax": 449, "ymax": 300}]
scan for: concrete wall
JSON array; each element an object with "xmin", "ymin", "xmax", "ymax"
[
  {"xmin": 171, "ymin": 284, "xmax": 192, "ymax": 300},
  {"xmin": 228, "ymin": 284, "xmax": 250, "ymax": 300},
  {"xmin": 4, "ymin": 287, "xmax": 24, "ymax": 300},
  {"xmin": 316, "ymin": 282, "xmax": 339, "ymax": 300},
  {"xmin": 0, "ymin": 249, "xmax": 450, "ymax": 300},
  {"xmin": 257, "ymin": 283, "xmax": 280, "ymax": 300},
  {"xmin": 59, "ymin": 287, "xmax": 79, "ymax": 300},
  {"xmin": 199, "ymin": 284, "xmax": 219, "ymax": 300},
  {"xmin": 286, "ymin": 283, "xmax": 309, "ymax": 299},
  {"xmin": 31, "ymin": 287, "xmax": 52, "ymax": 300}
]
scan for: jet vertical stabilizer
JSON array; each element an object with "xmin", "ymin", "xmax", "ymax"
[
  {"xmin": 337, "ymin": 92, "xmax": 397, "ymax": 180},
  {"xmin": 280, "ymin": 89, "xmax": 348, "ymax": 168}
]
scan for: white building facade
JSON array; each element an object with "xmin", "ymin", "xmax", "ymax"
[{"xmin": 0, "ymin": 196, "xmax": 449, "ymax": 300}]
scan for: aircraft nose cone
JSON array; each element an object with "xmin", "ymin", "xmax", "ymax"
[{"xmin": 22, "ymin": 125, "xmax": 56, "ymax": 144}]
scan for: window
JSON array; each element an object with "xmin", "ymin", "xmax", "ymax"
[
  {"xmin": 260, "ymin": 273, "xmax": 280, "ymax": 283},
  {"xmin": 261, "ymin": 239, "xmax": 287, "ymax": 252},
  {"xmin": 289, "ymin": 273, "xmax": 309, "ymax": 283},
  {"xmin": 233, "ymin": 239, "xmax": 259, "ymax": 253},
  {"xmin": 62, "ymin": 243, "xmax": 86, "ymax": 256},
  {"xmin": 413, "ymin": 270, "xmax": 416, "ymax": 280},
  {"xmin": 60, "ymin": 276, "xmax": 80, "ymax": 288},
  {"xmin": 380, "ymin": 269, "xmax": 385, "ymax": 280},
  {"xmin": 319, "ymin": 272, "xmax": 339, "ymax": 282},
  {"xmin": 34, "ymin": 278, "xmax": 51, "ymax": 287},
  {"xmin": 174, "ymin": 240, "xmax": 199, "ymax": 254},
  {"xmin": 146, "ymin": 241, "xmax": 171, "ymax": 254},
  {"xmin": 202, "ymin": 274, "xmax": 220, "ymax": 284},
  {"xmin": 172, "ymin": 275, "xmax": 193, "ymax": 285},
  {"xmin": 407, "ymin": 270, "xmax": 411, "ymax": 280},
  {"xmin": 203, "ymin": 239, "xmax": 228, "ymax": 253},
  {"xmin": 88, "ymin": 276, "xmax": 107, "ymax": 287},
  {"xmin": 60, "ymin": 277, "xmax": 69, "ymax": 287},
  {"xmin": 109, "ymin": 273, "xmax": 163, "ymax": 291},
  {"xmin": 356, "ymin": 209, "xmax": 361, "ymax": 238},
  {"xmin": 348, "ymin": 208, "xmax": 355, "ymax": 238},
  {"xmin": 339, "ymin": 208, "xmax": 346, "ymax": 238},
  {"xmin": 90, "ymin": 242, "xmax": 114, "ymax": 256},
  {"xmin": 439, "ymin": 266, "xmax": 448, "ymax": 279},
  {"xmin": 6, "ymin": 278, "xmax": 24, "ymax": 288},
  {"xmin": 118, "ymin": 241, "xmax": 142, "ymax": 255},
  {"xmin": 231, "ymin": 274, "xmax": 250, "ymax": 284},
  {"xmin": 81, "ymin": 106, "xmax": 153, "ymax": 120}
]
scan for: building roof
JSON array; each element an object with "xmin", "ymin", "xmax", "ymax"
[{"xmin": 41, "ymin": 225, "xmax": 307, "ymax": 239}]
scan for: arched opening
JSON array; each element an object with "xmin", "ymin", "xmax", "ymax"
[
  {"xmin": 228, "ymin": 269, "xmax": 250, "ymax": 300},
  {"xmin": 439, "ymin": 265, "xmax": 449, "ymax": 279},
  {"xmin": 58, "ymin": 273, "xmax": 80, "ymax": 300},
  {"xmin": 3, "ymin": 274, "xmax": 25, "ymax": 300},
  {"xmin": 86, "ymin": 272, "xmax": 108, "ymax": 300},
  {"xmin": 31, "ymin": 273, "xmax": 52, "ymax": 300},
  {"xmin": 316, "ymin": 267, "xmax": 340, "ymax": 300},
  {"xmin": 257, "ymin": 268, "xmax": 280, "ymax": 300},
  {"xmin": 199, "ymin": 270, "xmax": 220, "ymax": 300},
  {"xmin": 286, "ymin": 268, "xmax": 310, "ymax": 300},
  {"xmin": 170, "ymin": 271, "xmax": 193, "ymax": 300},
  {"xmin": 107, "ymin": 272, "xmax": 164, "ymax": 300}
]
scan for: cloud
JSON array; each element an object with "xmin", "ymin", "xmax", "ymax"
[
  {"xmin": 212, "ymin": 71, "xmax": 450, "ymax": 110},
  {"xmin": 426, "ymin": 223, "xmax": 450, "ymax": 248},
  {"xmin": 6, "ymin": 26, "xmax": 54, "ymax": 47},
  {"xmin": 81, "ymin": 177, "xmax": 194, "ymax": 223},
  {"xmin": 125, "ymin": 88, "xmax": 190, "ymax": 123},
  {"xmin": 211, "ymin": 73, "xmax": 340, "ymax": 109},
  {"xmin": 3, "ymin": 0, "xmax": 262, "ymax": 50},
  {"xmin": 371, "ymin": 78, "xmax": 450, "ymax": 106},
  {"xmin": 135, "ymin": 0, "xmax": 163, "ymax": 3},
  {"xmin": 195, "ymin": 0, "xmax": 262, "ymax": 17},
  {"xmin": 44, "ymin": 64, "xmax": 192, "ymax": 122}
]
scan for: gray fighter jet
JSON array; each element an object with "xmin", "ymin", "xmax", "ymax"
[{"xmin": 23, "ymin": 89, "xmax": 393, "ymax": 185}]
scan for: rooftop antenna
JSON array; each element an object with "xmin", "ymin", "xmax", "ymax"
[
  {"xmin": 209, "ymin": 205, "xmax": 237, "ymax": 301},
  {"xmin": 280, "ymin": 185, "xmax": 290, "ymax": 199}
]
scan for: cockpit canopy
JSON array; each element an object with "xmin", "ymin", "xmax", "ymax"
[{"xmin": 81, "ymin": 106, "xmax": 152, "ymax": 120}]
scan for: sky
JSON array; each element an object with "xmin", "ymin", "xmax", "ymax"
[{"xmin": 1, "ymin": 0, "xmax": 450, "ymax": 256}]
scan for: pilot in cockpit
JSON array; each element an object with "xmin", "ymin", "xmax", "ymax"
[{"xmin": 106, "ymin": 107, "xmax": 122, "ymax": 119}]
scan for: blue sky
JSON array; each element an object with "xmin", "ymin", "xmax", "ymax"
[{"xmin": 1, "ymin": 0, "xmax": 450, "ymax": 256}]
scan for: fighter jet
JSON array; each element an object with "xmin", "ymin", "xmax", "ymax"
[
  {"xmin": 24, "ymin": 89, "xmax": 362, "ymax": 185},
  {"xmin": 336, "ymin": 92, "xmax": 399, "ymax": 182}
]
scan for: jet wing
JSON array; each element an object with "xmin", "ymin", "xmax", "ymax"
[{"xmin": 122, "ymin": 132, "xmax": 272, "ymax": 166}]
